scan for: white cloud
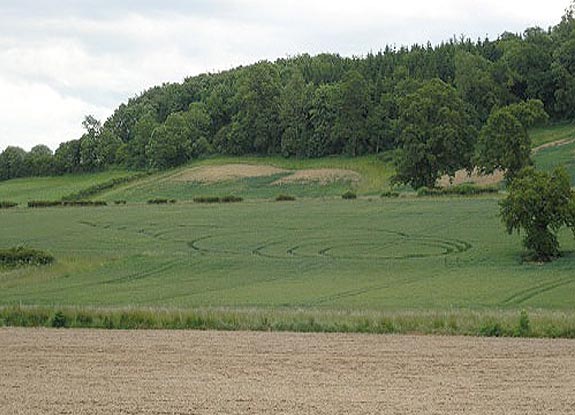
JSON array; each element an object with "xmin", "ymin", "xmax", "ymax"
[{"xmin": 0, "ymin": 77, "xmax": 109, "ymax": 151}]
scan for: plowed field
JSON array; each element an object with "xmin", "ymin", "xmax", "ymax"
[{"xmin": 1, "ymin": 328, "xmax": 574, "ymax": 414}]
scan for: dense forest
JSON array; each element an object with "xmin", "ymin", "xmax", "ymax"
[{"xmin": 1, "ymin": 5, "xmax": 574, "ymax": 188}]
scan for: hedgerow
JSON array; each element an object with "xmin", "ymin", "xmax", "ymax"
[
  {"xmin": 0, "ymin": 247, "xmax": 54, "ymax": 267},
  {"xmin": 0, "ymin": 201, "xmax": 18, "ymax": 209}
]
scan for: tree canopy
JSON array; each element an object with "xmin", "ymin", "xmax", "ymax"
[{"xmin": 500, "ymin": 167, "xmax": 575, "ymax": 261}]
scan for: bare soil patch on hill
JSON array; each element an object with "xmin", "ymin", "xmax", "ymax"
[
  {"xmin": 1, "ymin": 328, "xmax": 574, "ymax": 414},
  {"xmin": 272, "ymin": 168, "xmax": 361, "ymax": 185},
  {"xmin": 172, "ymin": 164, "xmax": 289, "ymax": 183},
  {"xmin": 437, "ymin": 168, "xmax": 504, "ymax": 187}
]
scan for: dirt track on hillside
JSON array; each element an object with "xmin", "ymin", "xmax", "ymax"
[{"xmin": 1, "ymin": 328, "xmax": 574, "ymax": 414}]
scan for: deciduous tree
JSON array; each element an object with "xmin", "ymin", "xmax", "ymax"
[{"xmin": 500, "ymin": 167, "xmax": 575, "ymax": 261}]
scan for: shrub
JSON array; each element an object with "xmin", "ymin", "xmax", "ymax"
[
  {"xmin": 194, "ymin": 195, "xmax": 243, "ymax": 204},
  {"xmin": 381, "ymin": 191, "xmax": 400, "ymax": 198},
  {"xmin": 517, "ymin": 310, "xmax": 531, "ymax": 337},
  {"xmin": 169, "ymin": 199, "xmax": 177, "ymax": 204},
  {"xmin": 147, "ymin": 198, "xmax": 169, "ymax": 204},
  {"xmin": 50, "ymin": 311, "xmax": 67, "ymax": 328},
  {"xmin": 114, "ymin": 200, "xmax": 127, "ymax": 205},
  {"xmin": 0, "ymin": 247, "xmax": 54, "ymax": 267},
  {"xmin": 417, "ymin": 184, "xmax": 499, "ymax": 197},
  {"xmin": 220, "ymin": 195, "xmax": 243, "ymax": 203},
  {"xmin": 276, "ymin": 194, "xmax": 296, "ymax": 201},
  {"xmin": 0, "ymin": 201, "xmax": 17, "ymax": 209},
  {"xmin": 28, "ymin": 200, "xmax": 63, "ymax": 208},
  {"xmin": 342, "ymin": 191, "xmax": 357, "ymax": 200},
  {"xmin": 28, "ymin": 200, "xmax": 107, "ymax": 208},
  {"xmin": 62, "ymin": 200, "xmax": 107, "ymax": 207}
]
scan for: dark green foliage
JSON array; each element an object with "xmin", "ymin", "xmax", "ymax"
[
  {"xmin": 147, "ymin": 198, "xmax": 169, "ymax": 204},
  {"xmin": 276, "ymin": 194, "xmax": 296, "ymax": 201},
  {"xmin": 27, "ymin": 200, "xmax": 63, "ymax": 208},
  {"xmin": 193, "ymin": 196, "xmax": 221, "ymax": 203},
  {"xmin": 393, "ymin": 79, "xmax": 477, "ymax": 189},
  {"xmin": 194, "ymin": 195, "xmax": 243, "ymax": 203},
  {"xmin": 50, "ymin": 311, "xmax": 67, "ymax": 328},
  {"xmin": 500, "ymin": 167, "xmax": 575, "ymax": 261},
  {"xmin": 220, "ymin": 195, "xmax": 243, "ymax": 203},
  {"xmin": 62, "ymin": 200, "xmax": 107, "ymax": 207},
  {"xmin": 0, "ymin": 247, "xmax": 54, "ymax": 267},
  {"xmin": 342, "ymin": 191, "xmax": 357, "ymax": 199},
  {"xmin": 479, "ymin": 322, "xmax": 505, "ymax": 337},
  {"xmin": 380, "ymin": 191, "xmax": 400, "ymax": 198},
  {"xmin": 0, "ymin": 201, "xmax": 17, "ymax": 209},
  {"xmin": 28, "ymin": 200, "xmax": 107, "ymax": 208},
  {"xmin": 417, "ymin": 184, "xmax": 499, "ymax": 197},
  {"xmin": 114, "ymin": 200, "xmax": 127, "ymax": 205},
  {"xmin": 517, "ymin": 310, "xmax": 531, "ymax": 336},
  {"xmin": 476, "ymin": 100, "xmax": 549, "ymax": 181}
]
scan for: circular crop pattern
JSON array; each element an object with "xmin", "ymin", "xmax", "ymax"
[{"xmin": 188, "ymin": 228, "xmax": 471, "ymax": 261}]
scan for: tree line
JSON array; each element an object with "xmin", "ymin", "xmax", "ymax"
[{"xmin": 1, "ymin": 5, "xmax": 575, "ymax": 186}]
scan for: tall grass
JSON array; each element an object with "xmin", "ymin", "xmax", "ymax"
[{"xmin": 1, "ymin": 306, "xmax": 574, "ymax": 338}]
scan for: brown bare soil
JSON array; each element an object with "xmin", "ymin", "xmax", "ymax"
[
  {"xmin": 272, "ymin": 168, "xmax": 361, "ymax": 185},
  {"xmin": 1, "ymin": 328, "xmax": 574, "ymax": 414},
  {"xmin": 437, "ymin": 167, "xmax": 504, "ymax": 187},
  {"xmin": 171, "ymin": 164, "xmax": 288, "ymax": 183}
]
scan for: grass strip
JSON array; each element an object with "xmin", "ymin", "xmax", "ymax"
[{"xmin": 1, "ymin": 306, "xmax": 574, "ymax": 338}]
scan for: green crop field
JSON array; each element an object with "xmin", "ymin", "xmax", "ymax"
[{"xmin": 1, "ymin": 196, "xmax": 574, "ymax": 311}]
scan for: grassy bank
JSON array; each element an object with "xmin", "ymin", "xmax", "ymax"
[{"xmin": 1, "ymin": 305, "xmax": 574, "ymax": 338}]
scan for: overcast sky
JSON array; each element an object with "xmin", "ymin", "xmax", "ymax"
[{"xmin": 0, "ymin": 0, "xmax": 570, "ymax": 151}]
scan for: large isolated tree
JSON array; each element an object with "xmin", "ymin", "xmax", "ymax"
[
  {"xmin": 500, "ymin": 167, "xmax": 575, "ymax": 262},
  {"xmin": 393, "ymin": 78, "xmax": 477, "ymax": 189}
]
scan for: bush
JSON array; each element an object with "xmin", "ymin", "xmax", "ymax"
[
  {"xmin": 147, "ymin": 198, "xmax": 169, "ymax": 204},
  {"xmin": 62, "ymin": 200, "xmax": 107, "ymax": 207},
  {"xmin": 114, "ymin": 200, "xmax": 127, "ymax": 205},
  {"xmin": 28, "ymin": 200, "xmax": 63, "ymax": 208},
  {"xmin": 220, "ymin": 195, "xmax": 243, "ymax": 203},
  {"xmin": 417, "ymin": 184, "xmax": 499, "ymax": 197},
  {"xmin": 0, "ymin": 247, "xmax": 54, "ymax": 267},
  {"xmin": 381, "ymin": 191, "xmax": 400, "ymax": 198},
  {"xmin": 517, "ymin": 310, "xmax": 531, "ymax": 336},
  {"xmin": 0, "ymin": 201, "xmax": 17, "ymax": 209},
  {"xmin": 342, "ymin": 191, "xmax": 357, "ymax": 200},
  {"xmin": 276, "ymin": 194, "xmax": 296, "ymax": 201},
  {"xmin": 50, "ymin": 311, "xmax": 67, "ymax": 328},
  {"xmin": 194, "ymin": 195, "xmax": 243, "ymax": 204},
  {"xmin": 28, "ymin": 200, "xmax": 107, "ymax": 208}
]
